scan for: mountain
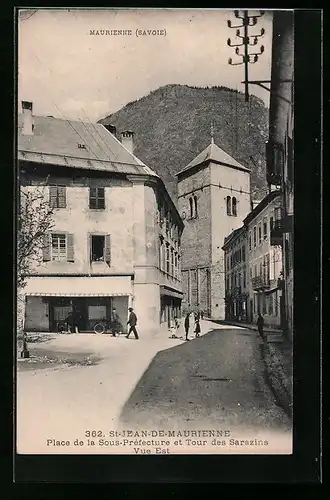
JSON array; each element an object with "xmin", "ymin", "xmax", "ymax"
[{"xmin": 98, "ymin": 84, "xmax": 269, "ymax": 204}]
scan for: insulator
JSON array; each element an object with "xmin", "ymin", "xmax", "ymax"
[
  {"xmin": 227, "ymin": 38, "xmax": 231, "ymax": 45},
  {"xmin": 236, "ymin": 28, "xmax": 240, "ymax": 36},
  {"xmin": 227, "ymin": 20, "xmax": 232, "ymax": 27},
  {"xmin": 260, "ymin": 28, "xmax": 265, "ymax": 36},
  {"xmin": 228, "ymin": 58, "xmax": 232, "ymax": 64},
  {"xmin": 235, "ymin": 47, "xmax": 239, "ymax": 54},
  {"xmin": 234, "ymin": 10, "xmax": 240, "ymax": 17},
  {"xmin": 260, "ymin": 45, "xmax": 265, "ymax": 53},
  {"xmin": 254, "ymin": 55, "xmax": 258, "ymax": 62}
]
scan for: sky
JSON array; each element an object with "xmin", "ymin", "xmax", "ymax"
[{"xmin": 18, "ymin": 9, "xmax": 273, "ymax": 122}]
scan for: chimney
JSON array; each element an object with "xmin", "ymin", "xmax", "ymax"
[
  {"xmin": 121, "ymin": 130, "xmax": 134, "ymax": 154},
  {"xmin": 22, "ymin": 101, "xmax": 34, "ymax": 135},
  {"xmin": 103, "ymin": 123, "xmax": 117, "ymax": 137}
]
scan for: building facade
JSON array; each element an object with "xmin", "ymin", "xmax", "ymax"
[
  {"xmin": 176, "ymin": 138, "xmax": 251, "ymax": 320},
  {"xmin": 244, "ymin": 191, "xmax": 284, "ymax": 329},
  {"xmin": 266, "ymin": 11, "xmax": 294, "ymax": 339},
  {"xmin": 18, "ymin": 102, "xmax": 183, "ymax": 336},
  {"xmin": 223, "ymin": 191, "xmax": 284, "ymax": 329},
  {"xmin": 222, "ymin": 226, "xmax": 248, "ymax": 322}
]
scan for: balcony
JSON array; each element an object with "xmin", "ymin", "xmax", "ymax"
[
  {"xmin": 270, "ymin": 220, "xmax": 283, "ymax": 246},
  {"xmin": 251, "ymin": 275, "xmax": 270, "ymax": 291},
  {"xmin": 270, "ymin": 215, "xmax": 293, "ymax": 245}
]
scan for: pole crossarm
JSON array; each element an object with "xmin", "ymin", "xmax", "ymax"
[{"xmin": 227, "ymin": 10, "xmax": 266, "ymax": 102}]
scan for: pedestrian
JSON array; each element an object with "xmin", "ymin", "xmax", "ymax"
[
  {"xmin": 194, "ymin": 316, "xmax": 201, "ymax": 338},
  {"xmin": 169, "ymin": 317, "xmax": 178, "ymax": 338},
  {"xmin": 200, "ymin": 310, "xmax": 204, "ymax": 320},
  {"xmin": 257, "ymin": 313, "xmax": 265, "ymax": 340},
  {"xmin": 65, "ymin": 311, "xmax": 74, "ymax": 334},
  {"xmin": 126, "ymin": 307, "xmax": 139, "ymax": 339},
  {"xmin": 184, "ymin": 313, "xmax": 190, "ymax": 341},
  {"xmin": 112, "ymin": 308, "xmax": 121, "ymax": 337}
]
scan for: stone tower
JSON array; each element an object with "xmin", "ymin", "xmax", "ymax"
[{"xmin": 176, "ymin": 139, "xmax": 251, "ymax": 319}]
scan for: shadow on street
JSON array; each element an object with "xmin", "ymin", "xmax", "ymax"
[{"xmin": 119, "ymin": 327, "xmax": 291, "ymax": 432}]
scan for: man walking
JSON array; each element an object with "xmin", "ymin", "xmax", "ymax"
[
  {"xmin": 257, "ymin": 313, "xmax": 265, "ymax": 341},
  {"xmin": 184, "ymin": 313, "xmax": 190, "ymax": 341},
  {"xmin": 126, "ymin": 307, "xmax": 139, "ymax": 339}
]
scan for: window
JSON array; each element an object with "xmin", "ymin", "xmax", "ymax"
[
  {"xmin": 242, "ymin": 246, "xmax": 246, "ymax": 262},
  {"xmin": 91, "ymin": 235, "xmax": 105, "ymax": 261},
  {"xmin": 263, "ymin": 217, "xmax": 268, "ymax": 239},
  {"xmin": 287, "ymin": 136, "xmax": 293, "ymax": 184},
  {"xmin": 49, "ymin": 185, "xmax": 66, "ymax": 208},
  {"xmin": 274, "ymin": 291, "xmax": 278, "ymax": 316},
  {"xmin": 194, "ymin": 196, "xmax": 198, "ymax": 218},
  {"xmin": 249, "ymin": 266, "xmax": 252, "ymax": 278},
  {"xmin": 258, "ymin": 224, "xmax": 262, "ymax": 245},
  {"xmin": 43, "ymin": 233, "xmax": 74, "ymax": 262},
  {"xmin": 249, "ymin": 232, "xmax": 252, "ymax": 251},
  {"xmin": 171, "ymin": 248, "xmax": 174, "ymax": 275},
  {"xmin": 89, "ymin": 187, "xmax": 105, "ymax": 209},
  {"xmin": 232, "ymin": 197, "xmax": 237, "ymax": 216},
  {"xmin": 166, "ymin": 245, "xmax": 170, "ymax": 274},
  {"xmin": 226, "ymin": 196, "xmax": 231, "ymax": 216},
  {"xmin": 262, "ymin": 294, "xmax": 267, "ymax": 314},
  {"xmin": 90, "ymin": 234, "xmax": 111, "ymax": 264},
  {"xmin": 270, "ymin": 216, "xmax": 274, "ymax": 231},
  {"xmin": 159, "ymin": 239, "xmax": 164, "ymax": 271},
  {"xmin": 243, "ymin": 271, "xmax": 246, "ymax": 289},
  {"xmin": 189, "ymin": 197, "xmax": 193, "ymax": 218},
  {"xmin": 253, "ymin": 226, "xmax": 257, "ymax": 248},
  {"xmin": 51, "ymin": 233, "xmax": 67, "ymax": 261},
  {"xmin": 268, "ymin": 294, "xmax": 273, "ymax": 315}
]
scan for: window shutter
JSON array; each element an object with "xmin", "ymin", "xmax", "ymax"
[
  {"xmin": 105, "ymin": 234, "xmax": 111, "ymax": 265},
  {"xmin": 58, "ymin": 186, "xmax": 66, "ymax": 208},
  {"xmin": 66, "ymin": 233, "xmax": 74, "ymax": 262},
  {"xmin": 42, "ymin": 233, "xmax": 51, "ymax": 261},
  {"xmin": 98, "ymin": 187, "xmax": 105, "ymax": 209},
  {"xmin": 89, "ymin": 187, "xmax": 97, "ymax": 209},
  {"xmin": 49, "ymin": 186, "xmax": 58, "ymax": 208}
]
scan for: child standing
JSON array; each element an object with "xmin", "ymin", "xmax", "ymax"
[{"xmin": 194, "ymin": 317, "xmax": 201, "ymax": 338}]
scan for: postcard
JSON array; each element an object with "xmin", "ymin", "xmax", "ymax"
[{"xmin": 16, "ymin": 8, "xmax": 293, "ymax": 457}]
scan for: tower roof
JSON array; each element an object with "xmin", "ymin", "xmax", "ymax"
[{"xmin": 176, "ymin": 141, "xmax": 251, "ymax": 176}]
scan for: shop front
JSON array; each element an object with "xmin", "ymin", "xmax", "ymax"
[
  {"xmin": 23, "ymin": 275, "xmax": 133, "ymax": 333},
  {"xmin": 160, "ymin": 286, "xmax": 183, "ymax": 330}
]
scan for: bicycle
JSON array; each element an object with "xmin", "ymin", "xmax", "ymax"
[{"xmin": 93, "ymin": 319, "xmax": 122, "ymax": 336}]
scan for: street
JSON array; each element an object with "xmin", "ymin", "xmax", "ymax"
[{"xmin": 16, "ymin": 321, "xmax": 292, "ymax": 455}]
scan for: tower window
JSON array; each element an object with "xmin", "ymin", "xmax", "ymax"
[
  {"xmin": 189, "ymin": 197, "xmax": 193, "ymax": 218},
  {"xmin": 226, "ymin": 196, "xmax": 232, "ymax": 216},
  {"xmin": 232, "ymin": 197, "xmax": 237, "ymax": 216},
  {"xmin": 194, "ymin": 195, "xmax": 198, "ymax": 218}
]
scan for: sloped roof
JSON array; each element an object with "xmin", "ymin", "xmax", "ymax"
[
  {"xmin": 17, "ymin": 114, "xmax": 157, "ymax": 178},
  {"xmin": 176, "ymin": 141, "xmax": 250, "ymax": 176}
]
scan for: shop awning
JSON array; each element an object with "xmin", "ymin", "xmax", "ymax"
[
  {"xmin": 26, "ymin": 292, "xmax": 130, "ymax": 297},
  {"xmin": 24, "ymin": 276, "xmax": 133, "ymax": 297},
  {"xmin": 160, "ymin": 286, "xmax": 183, "ymax": 299}
]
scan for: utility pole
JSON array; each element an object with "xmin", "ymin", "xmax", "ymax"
[{"xmin": 227, "ymin": 10, "xmax": 266, "ymax": 102}]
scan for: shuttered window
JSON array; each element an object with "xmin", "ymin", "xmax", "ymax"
[
  {"xmin": 89, "ymin": 187, "xmax": 105, "ymax": 209},
  {"xmin": 90, "ymin": 234, "xmax": 111, "ymax": 265},
  {"xmin": 49, "ymin": 186, "xmax": 66, "ymax": 208},
  {"xmin": 42, "ymin": 233, "xmax": 74, "ymax": 262}
]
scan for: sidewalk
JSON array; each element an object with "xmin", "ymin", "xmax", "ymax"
[
  {"xmin": 211, "ymin": 319, "xmax": 284, "ymax": 340},
  {"xmin": 209, "ymin": 319, "xmax": 292, "ymax": 417}
]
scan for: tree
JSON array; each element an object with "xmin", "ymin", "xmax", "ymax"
[{"xmin": 17, "ymin": 182, "xmax": 54, "ymax": 291}]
